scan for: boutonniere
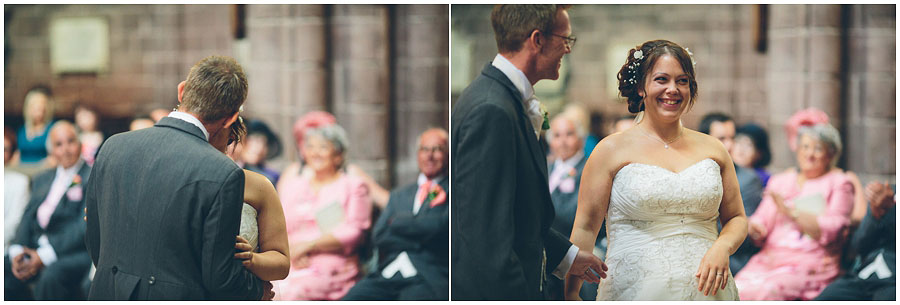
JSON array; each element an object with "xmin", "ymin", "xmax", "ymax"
[
  {"xmin": 540, "ymin": 103, "xmax": 550, "ymax": 131},
  {"xmin": 426, "ymin": 184, "xmax": 447, "ymax": 207},
  {"xmin": 66, "ymin": 174, "xmax": 83, "ymax": 201}
]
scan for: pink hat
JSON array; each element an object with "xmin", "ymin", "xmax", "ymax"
[
  {"xmin": 292, "ymin": 111, "xmax": 337, "ymax": 153},
  {"xmin": 784, "ymin": 107, "xmax": 830, "ymax": 151}
]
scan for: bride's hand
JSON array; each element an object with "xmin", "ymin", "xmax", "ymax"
[
  {"xmin": 694, "ymin": 243, "xmax": 730, "ymax": 297},
  {"xmin": 234, "ymin": 236, "xmax": 256, "ymax": 269}
]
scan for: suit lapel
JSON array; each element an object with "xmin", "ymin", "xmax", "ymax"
[
  {"xmin": 481, "ymin": 64, "xmax": 550, "ymax": 185},
  {"xmin": 47, "ymin": 163, "xmax": 89, "ymax": 228}
]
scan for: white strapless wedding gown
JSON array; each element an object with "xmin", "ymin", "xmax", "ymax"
[
  {"xmin": 596, "ymin": 158, "xmax": 739, "ymax": 300},
  {"xmin": 239, "ymin": 203, "xmax": 259, "ymax": 250}
]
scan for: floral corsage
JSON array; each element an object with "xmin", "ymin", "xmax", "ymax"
[
  {"xmin": 427, "ymin": 184, "xmax": 447, "ymax": 207},
  {"xmin": 66, "ymin": 174, "xmax": 83, "ymax": 201}
]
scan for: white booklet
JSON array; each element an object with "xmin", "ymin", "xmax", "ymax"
[
  {"xmin": 793, "ymin": 193, "xmax": 826, "ymax": 216},
  {"xmin": 315, "ymin": 201, "xmax": 345, "ymax": 234}
]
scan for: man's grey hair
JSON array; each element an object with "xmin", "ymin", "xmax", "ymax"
[
  {"xmin": 45, "ymin": 120, "xmax": 80, "ymax": 152},
  {"xmin": 415, "ymin": 127, "xmax": 449, "ymax": 151},
  {"xmin": 545, "ymin": 113, "xmax": 587, "ymax": 143},
  {"xmin": 796, "ymin": 123, "xmax": 842, "ymax": 168},
  {"xmin": 305, "ymin": 124, "xmax": 349, "ymax": 168}
]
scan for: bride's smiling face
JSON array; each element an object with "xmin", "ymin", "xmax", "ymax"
[{"xmin": 639, "ymin": 54, "xmax": 692, "ymax": 122}]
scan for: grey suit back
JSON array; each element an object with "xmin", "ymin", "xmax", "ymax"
[{"xmin": 85, "ymin": 117, "xmax": 262, "ymax": 300}]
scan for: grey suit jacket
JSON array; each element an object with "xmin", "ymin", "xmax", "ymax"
[{"xmin": 84, "ymin": 117, "xmax": 263, "ymax": 300}]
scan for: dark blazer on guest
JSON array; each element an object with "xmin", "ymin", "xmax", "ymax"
[
  {"xmin": 12, "ymin": 162, "xmax": 93, "ymax": 289},
  {"xmin": 84, "ymin": 117, "xmax": 263, "ymax": 300},
  {"xmin": 451, "ymin": 63, "xmax": 572, "ymax": 300},
  {"xmin": 371, "ymin": 177, "xmax": 449, "ymax": 299}
]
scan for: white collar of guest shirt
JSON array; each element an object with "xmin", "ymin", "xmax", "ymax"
[
  {"xmin": 552, "ymin": 151, "xmax": 584, "ymax": 173},
  {"xmin": 167, "ymin": 111, "xmax": 209, "ymax": 141},
  {"xmin": 491, "ymin": 53, "xmax": 534, "ymax": 103}
]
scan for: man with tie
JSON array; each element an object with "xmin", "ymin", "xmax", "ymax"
[
  {"xmin": 451, "ymin": 5, "xmax": 605, "ymax": 300},
  {"xmin": 5, "ymin": 121, "xmax": 92, "ymax": 300},
  {"xmin": 342, "ymin": 128, "xmax": 449, "ymax": 300}
]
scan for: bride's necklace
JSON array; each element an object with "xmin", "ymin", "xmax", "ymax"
[{"xmin": 639, "ymin": 125, "xmax": 683, "ymax": 149}]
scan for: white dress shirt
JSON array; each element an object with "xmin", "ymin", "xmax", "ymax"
[
  {"xmin": 491, "ymin": 54, "xmax": 545, "ymax": 139},
  {"xmin": 168, "ymin": 111, "xmax": 209, "ymax": 141},
  {"xmin": 4, "ymin": 169, "xmax": 30, "ymax": 251}
]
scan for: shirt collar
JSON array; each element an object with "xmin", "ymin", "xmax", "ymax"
[
  {"xmin": 491, "ymin": 54, "xmax": 534, "ymax": 102},
  {"xmin": 56, "ymin": 158, "xmax": 84, "ymax": 180},
  {"xmin": 553, "ymin": 150, "xmax": 584, "ymax": 171},
  {"xmin": 167, "ymin": 111, "xmax": 209, "ymax": 141},
  {"xmin": 417, "ymin": 173, "xmax": 446, "ymax": 186}
]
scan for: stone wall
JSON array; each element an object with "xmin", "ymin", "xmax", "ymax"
[
  {"xmin": 4, "ymin": 4, "xmax": 449, "ymax": 188},
  {"xmin": 451, "ymin": 4, "xmax": 895, "ymax": 183}
]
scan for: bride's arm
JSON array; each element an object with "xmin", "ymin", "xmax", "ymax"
[
  {"xmin": 698, "ymin": 140, "xmax": 748, "ymax": 296},
  {"xmin": 565, "ymin": 138, "xmax": 617, "ymax": 300},
  {"xmin": 239, "ymin": 170, "xmax": 291, "ymax": 281}
]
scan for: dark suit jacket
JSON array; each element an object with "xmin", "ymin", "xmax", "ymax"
[
  {"xmin": 12, "ymin": 162, "xmax": 93, "ymax": 278},
  {"xmin": 729, "ymin": 165, "xmax": 764, "ymax": 274},
  {"xmin": 84, "ymin": 117, "xmax": 263, "ymax": 300},
  {"xmin": 451, "ymin": 63, "xmax": 572, "ymax": 300},
  {"xmin": 372, "ymin": 177, "xmax": 449, "ymax": 299},
  {"xmin": 549, "ymin": 156, "xmax": 599, "ymax": 246}
]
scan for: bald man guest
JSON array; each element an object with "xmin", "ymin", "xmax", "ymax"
[{"xmin": 5, "ymin": 121, "xmax": 92, "ymax": 300}]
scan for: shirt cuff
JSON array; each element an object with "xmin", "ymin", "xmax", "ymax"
[
  {"xmin": 7, "ymin": 244, "xmax": 24, "ymax": 259},
  {"xmin": 36, "ymin": 235, "xmax": 58, "ymax": 267},
  {"xmin": 552, "ymin": 244, "xmax": 580, "ymax": 279}
]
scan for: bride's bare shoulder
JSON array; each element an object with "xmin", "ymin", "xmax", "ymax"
[
  {"xmin": 586, "ymin": 130, "xmax": 637, "ymax": 174},
  {"xmin": 242, "ymin": 169, "xmax": 278, "ymax": 210}
]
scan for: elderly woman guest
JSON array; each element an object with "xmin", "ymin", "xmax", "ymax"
[
  {"xmin": 732, "ymin": 123, "xmax": 772, "ymax": 187},
  {"xmin": 276, "ymin": 124, "xmax": 372, "ymax": 300},
  {"xmin": 17, "ymin": 85, "xmax": 55, "ymax": 166},
  {"xmin": 734, "ymin": 122, "xmax": 854, "ymax": 300}
]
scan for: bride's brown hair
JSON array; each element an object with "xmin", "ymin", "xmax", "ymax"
[{"xmin": 617, "ymin": 40, "xmax": 698, "ymax": 114}]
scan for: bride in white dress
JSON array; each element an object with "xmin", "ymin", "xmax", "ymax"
[
  {"xmin": 566, "ymin": 40, "xmax": 747, "ymax": 301},
  {"xmin": 212, "ymin": 116, "xmax": 291, "ymax": 289}
]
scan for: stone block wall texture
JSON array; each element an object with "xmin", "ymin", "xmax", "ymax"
[
  {"xmin": 451, "ymin": 4, "xmax": 895, "ymax": 183},
  {"xmin": 5, "ymin": 4, "xmax": 449, "ymax": 188}
]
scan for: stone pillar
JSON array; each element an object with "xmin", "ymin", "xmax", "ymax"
[
  {"xmin": 245, "ymin": 4, "xmax": 329, "ymax": 167},
  {"xmin": 330, "ymin": 4, "xmax": 392, "ymax": 186},
  {"xmin": 392, "ymin": 4, "xmax": 449, "ymax": 186},
  {"xmin": 845, "ymin": 4, "xmax": 895, "ymax": 183},
  {"xmin": 766, "ymin": 4, "xmax": 843, "ymax": 171}
]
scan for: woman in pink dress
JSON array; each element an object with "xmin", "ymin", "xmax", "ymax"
[
  {"xmin": 276, "ymin": 124, "xmax": 372, "ymax": 300},
  {"xmin": 734, "ymin": 122, "xmax": 854, "ymax": 300}
]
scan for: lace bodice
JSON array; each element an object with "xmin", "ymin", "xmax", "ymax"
[
  {"xmin": 596, "ymin": 158, "xmax": 739, "ymax": 300},
  {"xmin": 239, "ymin": 203, "xmax": 259, "ymax": 251}
]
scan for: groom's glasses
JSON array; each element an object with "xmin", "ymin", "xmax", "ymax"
[{"xmin": 549, "ymin": 33, "xmax": 576, "ymax": 49}]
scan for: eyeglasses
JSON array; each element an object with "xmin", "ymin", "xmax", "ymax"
[{"xmin": 549, "ymin": 33, "xmax": 576, "ymax": 48}]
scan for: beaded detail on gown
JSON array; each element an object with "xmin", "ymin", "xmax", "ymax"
[
  {"xmin": 596, "ymin": 158, "xmax": 739, "ymax": 300},
  {"xmin": 239, "ymin": 203, "xmax": 259, "ymax": 250}
]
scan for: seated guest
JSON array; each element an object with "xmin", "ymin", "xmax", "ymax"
[
  {"xmin": 342, "ymin": 128, "xmax": 449, "ymax": 300},
  {"xmin": 815, "ymin": 181, "xmax": 895, "ymax": 300},
  {"xmin": 545, "ymin": 113, "xmax": 602, "ymax": 300},
  {"xmin": 733, "ymin": 123, "xmax": 772, "ymax": 187},
  {"xmin": 17, "ymin": 85, "xmax": 55, "ymax": 166},
  {"xmin": 4, "ymin": 127, "xmax": 30, "ymax": 250},
  {"xmin": 73, "ymin": 104, "xmax": 104, "ymax": 166},
  {"xmin": 234, "ymin": 119, "xmax": 282, "ymax": 184},
  {"xmin": 734, "ymin": 121, "xmax": 854, "ymax": 300},
  {"xmin": 5, "ymin": 121, "xmax": 92, "ymax": 300},
  {"xmin": 128, "ymin": 116, "xmax": 155, "ymax": 131},
  {"xmin": 698, "ymin": 112, "xmax": 763, "ymax": 274},
  {"xmin": 611, "ymin": 114, "xmax": 636, "ymax": 134},
  {"xmin": 276, "ymin": 124, "xmax": 372, "ymax": 300}
]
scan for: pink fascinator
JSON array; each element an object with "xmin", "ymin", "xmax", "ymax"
[
  {"xmin": 784, "ymin": 107, "xmax": 830, "ymax": 151},
  {"xmin": 293, "ymin": 111, "xmax": 337, "ymax": 152}
]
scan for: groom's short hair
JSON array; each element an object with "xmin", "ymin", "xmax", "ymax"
[
  {"xmin": 181, "ymin": 55, "xmax": 248, "ymax": 122},
  {"xmin": 491, "ymin": 4, "xmax": 572, "ymax": 54}
]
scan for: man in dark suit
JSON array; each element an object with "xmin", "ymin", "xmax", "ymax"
[
  {"xmin": 343, "ymin": 128, "xmax": 449, "ymax": 300},
  {"xmin": 5, "ymin": 121, "xmax": 92, "ymax": 300},
  {"xmin": 84, "ymin": 56, "xmax": 269, "ymax": 300},
  {"xmin": 545, "ymin": 113, "xmax": 605, "ymax": 300},
  {"xmin": 698, "ymin": 112, "xmax": 763, "ymax": 274},
  {"xmin": 451, "ymin": 5, "xmax": 605, "ymax": 300}
]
